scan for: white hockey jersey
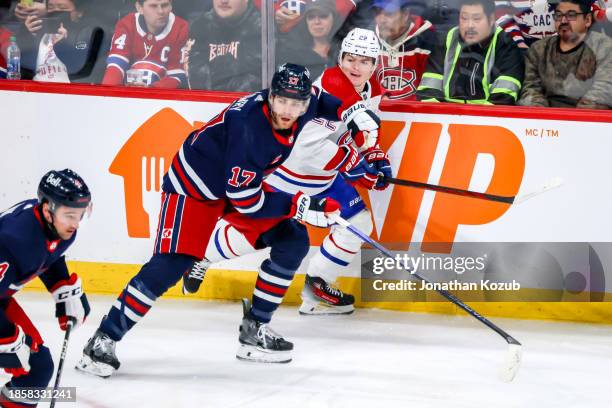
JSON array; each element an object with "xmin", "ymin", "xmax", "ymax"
[{"xmin": 265, "ymin": 66, "xmax": 383, "ymax": 196}]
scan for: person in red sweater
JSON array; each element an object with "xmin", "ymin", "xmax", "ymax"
[{"xmin": 102, "ymin": 0, "xmax": 189, "ymax": 88}]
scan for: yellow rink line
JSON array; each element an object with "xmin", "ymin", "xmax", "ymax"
[{"xmin": 22, "ymin": 261, "xmax": 612, "ymax": 325}]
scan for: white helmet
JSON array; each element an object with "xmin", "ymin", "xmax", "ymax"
[{"xmin": 338, "ymin": 28, "xmax": 381, "ymax": 65}]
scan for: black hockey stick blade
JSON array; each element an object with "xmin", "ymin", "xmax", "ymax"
[{"xmin": 333, "ymin": 216, "xmax": 523, "ymax": 382}]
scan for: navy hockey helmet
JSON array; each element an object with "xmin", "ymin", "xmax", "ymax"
[
  {"xmin": 270, "ymin": 63, "xmax": 312, "ymax": 101},
  {"xmin": 38, "ymin": 169, "xmax": 91, "ymax": 210}
]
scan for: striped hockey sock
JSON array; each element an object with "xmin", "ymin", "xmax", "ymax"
[
  {"xmin": 250, "ymin": 259, "xmax": 295, "ymax": 323},
  {"xmin": 100, "ymin": 278, "xmax": 157, "ymax": 341}
]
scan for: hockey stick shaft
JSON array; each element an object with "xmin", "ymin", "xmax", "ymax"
[
  {"xmin": 385, "ymin": 177, "xmax": 515, "ymax": 203},
  {"xmin": 334, "ymin": 216, "xmax": 521, "ymax": 346},
  {"xmin": 50, "ymin": 318, "xmax": 75, "ymax": 408}
]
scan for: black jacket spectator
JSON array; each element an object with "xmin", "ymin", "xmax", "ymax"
[{"xmin": 188, "ymin": 2, "xmax": 262, "ymax": 92}]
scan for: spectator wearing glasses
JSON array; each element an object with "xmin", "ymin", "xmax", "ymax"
[{"xmin": 518, "ymin": 0, "xmax": 612, "ymax": 109}]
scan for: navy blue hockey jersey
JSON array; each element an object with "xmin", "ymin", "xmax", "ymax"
[
  {"xmin": 162, "ymin": 89, "xmax": 343, "ymax": 218},
  {"xmin": 0, "ymin": 200, "xmax": 74, "ymax": 334}
]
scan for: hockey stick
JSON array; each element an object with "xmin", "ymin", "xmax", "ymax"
[
  {"xmin": 333, "ymin": 216, "xmax": 523, "ymax": 382},
  {"xmin": 50, "ymin": 318, "xmax": 75, "ymax": 408},
  {"xmin": 385, "ymin": 176, "xmax": 563, "ymax": 205}
]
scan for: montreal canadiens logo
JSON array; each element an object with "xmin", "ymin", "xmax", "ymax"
[{"xmin": 377, "ymin": 67, "xmax": 417, "ymax": 96}]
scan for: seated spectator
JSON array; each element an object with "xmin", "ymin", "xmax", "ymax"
[
  {"xmin": 518, "ymin": 0, "xmax": 612, "ymax": 109},
  {"xmin": 277, "ymin": 0, "xmax": 339, "ymax": 80},
  {"xmin": 495, "ymin": 0, "xmax": 558, "ymax": 49},
  {"xmin": 417, "ymin": 0, "xmax": 524, "ymax": 105},
  {"xmin": 188, "ymin": 0, "xmax": 261, "ymax": 92},
  {"xmin": 373, "ymin": 0, "xmax": 435, "ymax": 100},
  {"xmin": 0, "ymin": 25, "xmax": 11, "ymax": 78},
  {"xmin": 103, "ymin": 0, "xmax": 189, "ymax": 88},
  {"xmin": 496, "ymin": 0, "xmax": 611, "ymax": 49},
  {"xmin": 18, "ymin": 0, "xmax": 107, "ymax": 83},
  {"xmin": 253, "ymin": 0, "xmax": 355, "ymax": 34}
]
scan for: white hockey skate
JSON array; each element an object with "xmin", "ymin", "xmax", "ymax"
[
  {"xmin": 236, "ymin": 299, "xmax": 293, "ymax": 363},
  {"xmin": 299, "ymin": 275, "xmax": 355, "ymax": 315},
  {"xmin": 75, "ymin": 329, "xmax": 120, "ymax": 378}
]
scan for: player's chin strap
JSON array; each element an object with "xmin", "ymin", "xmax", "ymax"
[
  {"xmin": 37, "ymin": 203, "xmax": 61, "ymax": 241},
  {"xmin": 328, "ymin": 214, "xmax": 523, "ymax": 383}
]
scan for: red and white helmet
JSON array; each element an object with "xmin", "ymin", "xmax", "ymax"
[{"xmin": 338, "ymin": 28, "xmax": 381, "ymax": 65}]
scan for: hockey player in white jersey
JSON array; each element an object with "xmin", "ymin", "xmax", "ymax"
[{"xmin": 183, "ymin": 28, "xmax": 392, "ymax": 315}]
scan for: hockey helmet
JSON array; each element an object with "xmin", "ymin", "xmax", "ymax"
[
  {"xmin": 38, "ymin": 169, "xmax": 91, "ymax": 211},
  {"xmin": 270, "ymin": 63, "xmax": 312, "ymax": 101},
  {"xmin": 338, "ymin": 28, "xmax": 381, "ymax": 65}
]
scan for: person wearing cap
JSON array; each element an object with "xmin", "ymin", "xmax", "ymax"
[
  {"xmin": 518, "ymin": 0, "xmax": 612, "ymax": 109},
  {"xmin": 416, "ymin": 0, "xmax": 524, "ymax": 104},
  {"xmin": 372, "ymin": 0, "xmax": 436, "ymax": 100},
  {"xmin": 277, "ymin": 0, "xmax": 341, "ymax": 79},
  {"xmin": 0, "ymin": 169, "xmax": 91, "ymax": 407}
]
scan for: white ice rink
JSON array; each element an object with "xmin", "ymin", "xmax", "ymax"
[{"xmin": 6, "ymin": 292, "xmax": 611, "ymax": 408}]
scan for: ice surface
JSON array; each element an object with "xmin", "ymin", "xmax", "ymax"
[{"xmin": 8, "ymin": 293, "xmax": 611, "ymax": 408}]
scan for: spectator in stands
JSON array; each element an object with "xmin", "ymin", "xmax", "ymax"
[
  {"xmin": 518, "ymin": 0, "xmax": 612, "ymax": 109},
  {"xmin": 103, "ymin": 0, "xmax": 189, "ymax": 88},
  {"xmin": 373, "ymin": 0, "xmax": 435, "ymax": 100},
  {"xmin": 0, "ymin": 25, "xmax": 11, "ymax": 78},
  {"xmin": 188, "ymin": 0, "xmax": 261, "ymax": 91},
  {"xmin": 495, "ymin": 0, "xmax": 609, "ymax": 49},
  {"xmin": 416, "ymin": 0, "xmax": 524, "ymax": 105},
  {"xmin": 18, "ymin": 0, "xmax": 107, "ymax": 83},
  {"xmin": 277, "ymin": 0, "xmax": 339, "ymax": 80},
  {"xmin": 252, "ymin": 0, "xmax": 354, "ymax": 34}
]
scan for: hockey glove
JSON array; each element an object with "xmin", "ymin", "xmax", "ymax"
[
  {"xmin": 363, "ymin": 147, "xmax": 392, "ymax": 190},
  {"xmin": 0, "ymin": 325, "xmax": 33, "ymax": 377},
  {"xmin": 342, "ymin": 158, "xmax": 379, "ymax": 190},
  {"xmin": 323, "ymin": 144, "xmax": 360, "ymax": 173},
  {"xmin": 341, "ymin": 102, "xmax": 380, "ymax": 135},
  {"xmin": 50, "ymin": 273, "xmax": 91, "ymax": 331},
  {"xmin": 291, "ymin": 192, "xmax": 341, "ymax": 228}
]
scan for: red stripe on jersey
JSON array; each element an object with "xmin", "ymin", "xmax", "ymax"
[
  {"xmin": 256, "ymin": 280, "xmax": 288, "ymax": 295},
  {"xmin": 278, "ymin": 165, "xmax": 335, "ymax": 180},
  {"xmin": 191, "ymin": 106, "xmax": 229, "ymax": 145},
  {"xmin": 330, "ymin": 233, "xmax": 358, "ymax": 254},
  {"xmin": 229, "ymin": 192, "xmax": 261, "ymax": 209},
  {"xmin": 171, "ymin": 156, "xmax": 205, "ymax": 200},
  {"xmin": 223, "ymin": 224, "xmax": 239, "ymax": 257}
]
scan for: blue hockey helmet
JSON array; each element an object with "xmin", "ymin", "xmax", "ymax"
[
  {"xmin": 270, "ymin": 63, "xmax": 312, "ymax": 101},
  {"xmin": 38, "ymin": 169, "xmax": 91, "ymax": 210}
]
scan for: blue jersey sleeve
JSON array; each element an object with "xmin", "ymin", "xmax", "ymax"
[
  {"xmin": 314, "ymin": 88, "xmax": 343, "ymax": 123},
  {"xmin": 224, "ymin": 120, "xmax": 293, "ymax": 219},
  {"xmin": 0, "ymin": 245, "xmax": 20, "ymax": 337},
  {"xmin": 39, "ymin": 256, "xmax": 71, "ymax": 292}
]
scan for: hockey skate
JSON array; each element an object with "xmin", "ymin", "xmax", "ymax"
[
  {"xmin": 182, "ymin": 258, "xmax": 211, "ymax": 294},
  {"xmin": 236, "ymin": 298, "xmax": 293, "ymax": 363},
  {"xmin": 299, "ymin": 275, "xmax": 355, "ymax": 315},
  {"xmin": 75, "ymin": 328, "xmax": 121, "ymax": 378}
]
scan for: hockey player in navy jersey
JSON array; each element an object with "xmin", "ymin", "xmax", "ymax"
[
  {"xmin": 0, "ymin": 169, "xmax": 91, "ymax": 407},
  {"xmin": 182, "ymin": 28, "xmax": 391, "ymax": 316},
  {"xmin": 76, "ymin": 63, "xmax": 382, "ymax": 376}
]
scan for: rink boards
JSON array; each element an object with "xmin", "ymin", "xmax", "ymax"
[{"xmin": 1, "ymin": 83, "xmax": 612, "ymax": 324}]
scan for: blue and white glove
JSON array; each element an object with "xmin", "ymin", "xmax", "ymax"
[
  {"xmin": 363, "ymin": 147, "xmax": 392, "ymax": 190},
  {"xmin": 342, "ymin": 157, "xmax": 379, "ymax": 190}
]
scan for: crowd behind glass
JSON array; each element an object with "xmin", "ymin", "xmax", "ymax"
[{"xmin": 0, "ymin": 0, "xmax": 610, "ymax": 109}]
